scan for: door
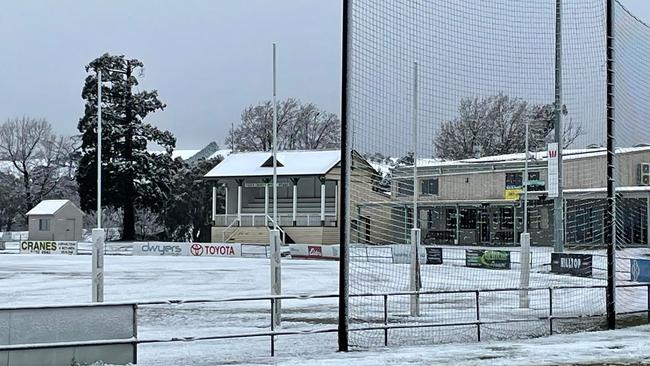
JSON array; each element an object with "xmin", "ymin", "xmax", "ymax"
[{"xmin": 63, "ymin": 219, "xmax": 75, "ymax": 241}]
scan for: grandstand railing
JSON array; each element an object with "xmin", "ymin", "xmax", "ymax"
[{"xmin": 214, "ymin": 213, "xmax": 337, "ymax": 227}]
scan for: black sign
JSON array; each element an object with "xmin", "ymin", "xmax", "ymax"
[
  {"xmin": 551, "ymin": 253, "xmax": 592, "ymax": 277},
  {"xmin": 424, "ymin": 247, "xmax": 443, "ymax": 265},
  {"xmin": 466, "ymin": 249, "xmax": 511, "ymax": 270}
]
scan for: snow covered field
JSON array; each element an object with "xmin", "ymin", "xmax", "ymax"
[{"xmin": 1, "ymin": 251, "xmax": 649, "ymax": 365}]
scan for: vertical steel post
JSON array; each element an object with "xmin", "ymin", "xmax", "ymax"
[
  {"xmin": 97, "ymin": 70, "xmax": 102, "ymax": 229},
  {"xmin": 554, "ymin": 0, "xmax": 565, "ymax": 253},
  {"xmin": 549, "ymin": 287, "xmax": 554, "ymax": 335},
  {"xmin": 520, "ymin": 121, "xmax": 531, "ymax": 308},
  {"xmin": 606, "ymin": 0, "xmax": 617, "ymax": 330},
  {"xmin": 475, "ymin": 290, "xmax": 481, "ymax": 342},
  {"xmin": 383, "ymin": 294, "xmax": 389, "ymax": 346},
  {"xmin": 270, "ymin": 43, "xmax": 282, "ymax": 327},
  {"xmin": 410, "ymin": 61, "xmax": 421, "ymax": 317},
  {"xmin": 338, "ymin": 0, "xmax": 351, "ymax": 352},
  {"xmin": 93, "ymin": 69, "xmax": 105, "ymax": 303}
]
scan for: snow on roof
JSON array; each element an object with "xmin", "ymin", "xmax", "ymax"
[
  {"xmin": 207, "ymin": 149, "xmax": 232, "ymax": 160},
  {"xmin": 171, "ymin": 149, "xmax": 201, "ymax": 160},
  {"xmin": 204, "ymin": 150, "xmax": 341, "ymax": 178},
  {"xmin": 416, "ymin": 145, "xmax": 650, "ymax": 168},
  {"xmin": 26, "ymin": 200, "xmax": 72, "ymax": 216}
]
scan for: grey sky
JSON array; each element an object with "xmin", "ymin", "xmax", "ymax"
[
  {"xmin": 1, "ymin": 1, "xmax": 647, "ymax": 150},
  {"xmin": 0, "ymin": 0, "xmax": 341, "ymax": 149}
]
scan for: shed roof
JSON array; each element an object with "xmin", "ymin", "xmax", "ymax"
[
  {"xmin": 26, "ymin": 200, "xmax": 76, "ymax": 216},
  {"xmin": 204, "ymin": 150, "xmax": 341, "ymax": 178}
]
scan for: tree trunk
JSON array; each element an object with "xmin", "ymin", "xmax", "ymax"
[{"xmin": 122, "ymin": 200, "xmax": 135, "ymax": 240}]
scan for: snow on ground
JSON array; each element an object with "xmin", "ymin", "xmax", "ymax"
[{"xmin": 1, "ymin": 252, "xmax": 649, "ymax": 365}]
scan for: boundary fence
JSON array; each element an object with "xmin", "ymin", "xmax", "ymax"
[{"xmin": 4, "ymin": 283, "xmax": 648, "ymax": 363}]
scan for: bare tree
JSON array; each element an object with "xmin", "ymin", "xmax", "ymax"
[
  {"xmin": 290, "ymin": 103, "xmax": 340, "ymax": 150},
  {"xmin": 0, "ymin": 117, "xmax": 77, "ymax": 214},
  {"xmin": 434, "ymin": 94, "xmax": 582, "ymax": 160},
  {"xmin": 226, "ymin": 99, "xmax": 340, "ymax": 151},
  {"xmin": 226, "ymin": 99, "xmax": 299, "ymax": 151}
]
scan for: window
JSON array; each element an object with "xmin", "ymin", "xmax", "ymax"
[
  {"xmin": 397, "ymin": 180, "xmax": 413, "ymax": 196},
  {"xmin": 421, "ymin": 178, "xmax": 439, "ymax": 196},
  {"xmin": 459, "ymin": 208, "xmax": 477, "ymax": 229},
  {"xmin": 38, "ymin": 219, "xmax": 50, "ymax": 231}
]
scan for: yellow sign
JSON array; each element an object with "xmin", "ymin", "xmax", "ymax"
[{"xmin": 504, "ymin": 189, "xmax": 522, "ymax": 201}]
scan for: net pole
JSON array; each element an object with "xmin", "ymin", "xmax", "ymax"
[
  {"xmin": 519, "ymin": 120, "xmax": 530, "ymax": 308},
  {"xmin": 553, "ymin": 0, "xmax": 564, "ymax": 253},
  {"xmin": 337, "ymin": 0, "xmax": 351, "ymax": 352},
  {"xmin": 410, "ymin": 61, "xmax": 421, "ymax": 317},
  {"xmin": 270, "ymin": 42, "xmax": 282, "ymax": 328},
  {"xmin": 605, "ymin": 0, "xmax": 617, "ymax": 330}
]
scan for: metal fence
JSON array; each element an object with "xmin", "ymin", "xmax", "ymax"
[{"xmin": 8, "ymin": 283, "xmax": 646, "ymax": 363}]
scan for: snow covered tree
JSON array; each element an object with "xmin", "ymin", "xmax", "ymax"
[
  {"xmin": 0, "ymin": 117, "xmax": 77, "ymax": 224},
  {"xmin": 163, "ymin": 157, "xmax": 223, "ymax": 241},
  {"xmin": 226, "ymin": 99, "xmax": 340, "ymax": 151},
  {"xmin": 76, "ymin": 53, "xmax": 177, "ymax": 240},
  {"xmin": 434, "ymin": 93, "xmax": 581, "ymax": 160}
]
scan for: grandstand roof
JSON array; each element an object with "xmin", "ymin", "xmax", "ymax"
[{"xmin": 204, "ymin": 150, "xmax": 341, "ymax": 178}]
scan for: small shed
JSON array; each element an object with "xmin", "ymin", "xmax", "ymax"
[{"xmin": 26, "ymin": 200, "xmax": 84, "ymax": 241}]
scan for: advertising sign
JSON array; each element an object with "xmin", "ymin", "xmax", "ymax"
[
  {"xmin": 424, "ymin": 247, "xmax": 443, "ymax": 265},
  {"xmin": 548, "ymin": 142, "xmax": 559, "ymax": 198},
  {"xmin": 19, "ymin": 240, "xmax": 77, "ymax": 255},
  {"xmin": 289, "ymin": 244, "xmax": 339, "ymax": 260},
  {"xmin": 466, "ymin": 249, "xmax": 511, "ymax": 269},
  {"xmin": 133, "ymin": 242, "xmax": 188, "ymax": 256},
  {"xmin": 189, "ymin": 243, "xmax": 241, "ymax": 257},
  {"xmin": 551, "ymin": 253, "xmax": 592, "ymax": 277},
  {"xmin": 631, "ymin": 258, "xmax": 650, "ymax": 282}
]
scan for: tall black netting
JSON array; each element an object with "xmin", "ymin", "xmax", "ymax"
[{"xmin": 344, "ymin": 0, "xmax": 650, "ymax": 348}]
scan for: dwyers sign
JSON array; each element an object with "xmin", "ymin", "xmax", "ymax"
[
  {"xmin": 190, "ymin": 243, "xmax": 241, "ymax": 257},
  {"xmin": 466, "ymin": 249, "xmax": 511, "ymax": 269},
  {"xmin": 133, "ymin": 242, "xmax": 187, "ymax": 256},
  {"xmin": 20, "ymin": 240, "xmax": 77, "ymax": 255},
  {"xmin": 424, "ymin": 247, "xmax": 443, "ymax": 265},
  {"xmin": 551, "ymin": 253, "xmax": 592, "ymax": 277},
  {"xmin": 630, "ymin": 258, "xmax": 650, "ymax": 282}
]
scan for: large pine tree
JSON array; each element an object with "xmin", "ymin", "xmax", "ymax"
[{"xmin": 77, "ymin": 53, "xmax": 177, "ymax": 240}]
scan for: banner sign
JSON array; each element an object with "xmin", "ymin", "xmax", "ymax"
[
  {"xmin": 189, "ymin": 243, "xmax": 241, "ymax": 257},
  {"xmin": 548, "ymin": 142, "xmax": 559, "ymax": 198},
  {"xmin": 424, "ymin": 247, "xmax": 443, "ymax": 265},
  {"xmin": 133, "ymin": 242, "xmax": 188, "ymax": 256},
  {"xmin": 551, "ymin": 253, "xmax": 592, "ymax": 277},
  {"xmin": 466, "ymin": 249, "xmax": 511, "ymax": 269},
  {"xmin": 19, "ymin": 240, "xmax": 77, "ymax": 255},
  {"xmin": 289, "ymin": 244, "xmax": 339, "ymax": 260},
  {"xmin": 631, "ymin": 258, "xmax": 650, "ymax": 282}
]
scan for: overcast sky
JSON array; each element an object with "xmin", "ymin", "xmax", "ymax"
[{"xmin": 0, "ymin": 1, "xmax": 648, "ymax": 150}]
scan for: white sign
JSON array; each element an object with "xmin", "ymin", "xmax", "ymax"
[
  {"xmin": 244, "ymin": 182, "xmax": 291, "ymax": 188},
  {"xmin": 547, "ymin": 142, "xmax": 559, "ymax": 198},
  {"xmin": 19, "ymin": 240, "xmax": 77, "ymax": 255},
  {"xmin": 133, "ymin": 242, "xmax": 189, "ymax": 256}
]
